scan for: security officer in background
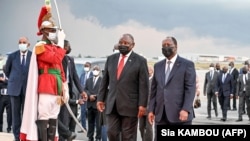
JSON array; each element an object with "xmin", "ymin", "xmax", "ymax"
[{"xmin": 0, "ymin": 64, "xmax": 12, "ymax": 133}]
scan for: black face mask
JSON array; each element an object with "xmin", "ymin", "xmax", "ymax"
[
  {"xmin": 162, "ymin": 47, "xmax": 174, "ymax": 58},
  {"xmin": 118, "ymin": 45, "xmax": 130, "ymax": 55},
  {"xmin": 222, "ymin": 70, "xmax": 227, "ymax": 74},
  {"xmin": 243, "ymin": 70, "xmax": 248, "ymax": 74},
  {"xmin": 66, "ymin": 48, "xmax": 71, "ymax": 54}
]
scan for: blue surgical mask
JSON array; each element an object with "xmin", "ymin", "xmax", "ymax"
[{"xmin": 19, "ymin": 44, "xmax": 28, "ymax": 52}]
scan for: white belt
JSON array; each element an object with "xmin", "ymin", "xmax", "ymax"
[{"xmin": 0, "ymin": 88, "xmax": 8, "ymax": 95}]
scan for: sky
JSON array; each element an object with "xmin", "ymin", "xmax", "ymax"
[{"xmin": 1, "ymin": 0, "xmax": 250, "ymax": 59}]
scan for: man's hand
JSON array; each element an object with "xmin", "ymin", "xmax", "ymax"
[
  {"xmin": 148, "ymin": 112, "xmax": 155, "ymax": 125},
  {"xmin": 89, "ymin": 95, "xmax": 96, "ymax": 102},
  {"xmin": 78, "ymin": 99, "xmax": 85, "ymax": 105},
  {"xmin": 138, "ymin": 106, "xmax": 146, "ymax": 118},
  {"xmin": 81, "ymin": 91, "xmax": 88, "ymax": 101},
  {"xmin": 179, "ymin": 110, "xmax": 188, "ymax": 122},
  {"xmin": 97, "ymin": 101, "xmax": 105, "ymax": 112},
  {"xmin": 215, "ymin": 92, "xmax": 219, "ymax": 96},
  {"xmin": 0, "ymin": 77, "xmax": 5, "ymax": 81},
  {"xmin": 230, "ymin": 94, "xmax": 234, "ymax": 99}
]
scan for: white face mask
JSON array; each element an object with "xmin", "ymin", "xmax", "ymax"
[
  {"xmin": 19, "ymin": 44, "xmax": 28, "ymax": 52},
  {"xmin": 47, "ymin": 32, "xmax": 57, "ymax": 41},
  {"xmin": 93, "ymin": 70, "xmax": 100, "ymax": 76},
  {"xmin": 84, "ymin": 67, "xmax": 90, "ymax": 72},
  {"xmin": 209, "ymin": 67, "xmax": 214, "ymax": 71}
]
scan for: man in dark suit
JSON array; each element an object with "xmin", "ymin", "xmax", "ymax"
[
  {"xmin": 97, "ymin": 33, "xmax": 149, "ymax": 141},
  {"xmin": 215, "ymin": 66, "xmax": 234, "ymax": 121},
  {"xmin": 203, "ymin": 63, "xmax": 219, "ymax": 119},
  {"xmin": 139, "ymin": 65, "xmax": 153, "ymax": 141},
  {"xmin": 58, "ymin": 40, "xmax": 87, "ymax": 141},
  {"xmin": 85, "ymin": 65, "xmax": 102, "ymax": 141},
  {"xmin": 238, "ymin": 61, "xmax": 249, "ymax": 114},
  {"xmin": 235, "ymin": 65, "xmax": 250, "ymax": 121},
  {"xmin": 0, "ymin": 65, "xmax": 11, "ymax": 133},
  {"xmin": 5, "ymin": 36, "xmax": 32, "ymax": 141},
  {"xmin": 79, "ymin": 62, "xmax": 93, "ymax": 132},
  {"xmin": 148, "ymin": 36, "xmax": 196, "ymax": 141},
  {"xmin": 228, "ymin": 61, "xmax": 239, "ymax": 111}
]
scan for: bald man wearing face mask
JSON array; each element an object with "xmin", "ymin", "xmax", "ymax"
[
  {"xmin": 5, "ymin": 36, "xmax": 32, "ymax": 141},
  {"xmin": 97, "ymin": 33, "xmax": 149, "ymax": 141}
]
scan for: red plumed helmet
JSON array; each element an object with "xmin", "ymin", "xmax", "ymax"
[{"xmin": 37, "ymin": 6, "xmax": 57, "ymax": 36}]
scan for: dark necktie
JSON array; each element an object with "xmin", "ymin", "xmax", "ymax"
[
  {"xmin": 93, "ymin": 77, "xmax": 97, "ymax": 88},
  {"xmin": 21, "ymin": 55, "xmax": 25, "ymax": 67},
  {"xmin": 117, "ymin": 55, "xmax": 126, "ymax": 80},
  {"xmin": 165, "ymin": 61, "xmax": 171, "ymax": 84}
]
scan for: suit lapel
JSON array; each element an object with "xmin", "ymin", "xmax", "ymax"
[
  {"xmin": 166, "ymin": 56, "xmax": 181, "ymax": 85},
  {"xmin": 159, "ymin": 60, "xmax": 166, "ymax": 85},
  {"xmin": 111, "ymin": 54, "xmax": 120, "ymax": 81}
]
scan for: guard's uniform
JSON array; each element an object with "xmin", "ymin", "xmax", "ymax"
[{"xmin": 20, "ymin": 5, "xmax": 67, "ymax": 141}]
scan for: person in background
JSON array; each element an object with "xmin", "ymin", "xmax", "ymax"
[
  {"xmin": 5, "ymin": 36, "xmax": 32, "ymax": 141},
  {"xmin": 97, "ymin": 33, "xmax": 149, "ymax": 141},
  {"xmin": 235, "ymin": 65, "xmax": 250, "ymax": 122},
  {"xmin": 203, "ymin": 63, "xmax": 219, "ymax": 119},
  {"xmin": 239, "ymin": 60, "xmax": 249, "ymax": 74},
  {"xmin": 58, "ymin": 40, "xmax": 87, "ymax": 141},
  {"xmin": 148, "ymin": 36, "xmax": 196, "ymax": 141},
  {"xmin": 239, "ymin": 60, "xmax": 249, "ymax": 114},
  {"xmin": 215, "ymin": 65, "xmax": 233, "ymax": 122},
  {"xmin": 0, "ymin": 65, "xmax": 12, "ymax": 133},
  {"xmin": 113, "ymin": 44, "xmax": 119, "ymax": 54},
  {"xmin": 79, "ymin": 62, "xmax": 93, "ymax": 132},
  {"xmin": 215, "ymin": 63, "xmax": 222, "ymax": 73},
  {"xmin": 228, "ymin": 61, "xmax": 239, "ymax": 111},
  {"xmin": 139, "ymin": 65, "xmax": 153, "ymax": 141},
  {"xmin": 85, "ymin": 65, "xmax": 102, "ymax": 141}
]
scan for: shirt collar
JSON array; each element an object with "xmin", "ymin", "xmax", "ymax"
[{"xmin": 166, "ymin": 54, "xmax": 177, "ymax": 64}]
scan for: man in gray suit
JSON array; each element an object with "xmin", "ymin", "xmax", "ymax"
[
  {"xmin": 148, "ymin": 36, "xmax": 196, "ymax": 140},
  {"xmin": 235, "ymin": 65, "xmax": 250, "ymax": 121},
  {"xmin": 97, "ymin": 33, "xmax": 149, "ymax": 141},
  {"xmin": 5, "ymin": 36, "xmax": 32, "ymax": 141},
  {"xmin": 203, "ymin": 63, "xmax": 219, "ymax": 119}
]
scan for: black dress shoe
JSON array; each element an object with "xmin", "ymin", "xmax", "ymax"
[
  {"xmin": 220, "ymin": 118, "xmax": 226, "ymax": 121},
  {"xmin": 67, "ymin": 132, "xmax": 77, "ymax": 141},
  {"xmin": 236, "ymin": 119, "xmax": 243, "ymax": 122}
]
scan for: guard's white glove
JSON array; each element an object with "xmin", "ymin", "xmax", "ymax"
[
  {"xmin": 57, "ymin": 29, "xmax": 66, "ymax": 48},
  {"xmin": 62, "ymin": 82, "xmax": 69, "ymax": 103}
]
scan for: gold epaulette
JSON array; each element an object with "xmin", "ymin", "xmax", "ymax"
[{"xmin": 35, "ymin": 43, "xmax": 45, "ymax": 55}]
